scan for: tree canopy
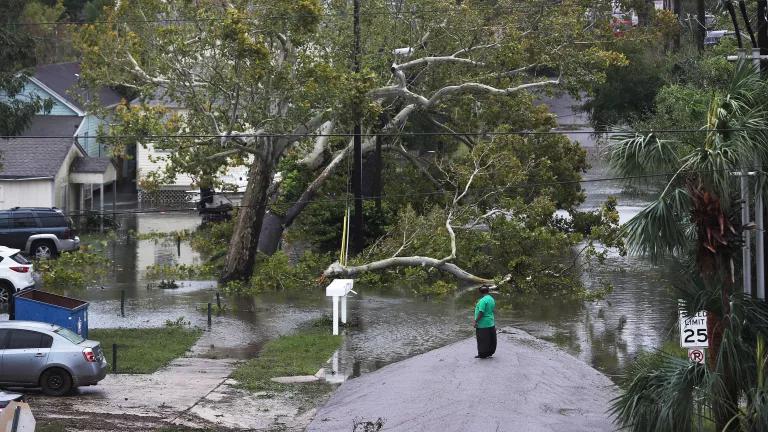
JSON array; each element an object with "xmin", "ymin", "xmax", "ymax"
[
  {"xmin": 78, "ymin": 0, "xmax": 627, "ymax": 293},
  {"xmin": 0, "ymin": 0, "xmax": 53, "ymax": 136}
]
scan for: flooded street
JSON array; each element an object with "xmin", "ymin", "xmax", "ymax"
[{"xmin": 71, "ymin": 147, "xmax": 677, "ymax": 383}]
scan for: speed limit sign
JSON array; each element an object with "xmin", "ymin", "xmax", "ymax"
[{"xmin": 679, "ymin": 305, "xmax": 708, "ymax": 348}]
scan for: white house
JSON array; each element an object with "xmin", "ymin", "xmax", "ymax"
[
  {"xmin": 132, "ymin": 91, "xmax": 249, "ymax": 207},
  {"xmin": 0, "ymin": 136, "xmax": 116, "ymax": 213}
]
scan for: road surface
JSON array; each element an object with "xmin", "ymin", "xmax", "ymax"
[{"xmin": 308, "ymin": 327, "xmax": 619, "ymax": 432}]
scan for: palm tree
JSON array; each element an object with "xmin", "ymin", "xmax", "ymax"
[{"xmin": 608, "ymin": 62, "xmax": 768, "ymax": 431}]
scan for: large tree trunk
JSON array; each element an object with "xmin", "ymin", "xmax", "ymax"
[
  {"xmin": 696, "ymin": 0, "xmax": 706, "ymax": 53},
  {"xmin": 220, "ymin": 142, "xmax": 277, "ymax": 283},
  {"xmin": 256, "ymin": 211, "xmax": 285, "ymax": 255},
  {"xmin": 708, "ymin": 310, "xmax": 739, "ymax": 431}
]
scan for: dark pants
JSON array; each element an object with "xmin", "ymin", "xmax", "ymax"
[{"xmin": 475, "ymin": 326, "xmax": 497, "ymax": 358}]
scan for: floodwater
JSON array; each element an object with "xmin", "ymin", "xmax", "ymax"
[{"xmin": 66, "ymin": 146, "xmax": 678, "ymax": 383}]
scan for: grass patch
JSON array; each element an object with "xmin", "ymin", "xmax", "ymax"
[
  {"xmin": 89, "ymin": 327, "xmax": 202, "ymax": 374},
  {"xmin": 232, "ymin": 328, "xmax": 342, "ymax": 392}
]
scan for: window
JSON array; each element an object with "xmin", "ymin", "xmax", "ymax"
[
  {"xmin": 12, "ymin": 212, "xmax": 38, "ymax": 229},
  {"xmin": 37, "ymin": 212, "xmax": 66, "ymax": 228},
  {"xmin": 7, "ymin": 329, "xmax": 52, "ymax": 349},
  {"xmin": 0, "ymin": 329, "xmax": 8, "ymax": 349},
  {"xmin": 0, "ymin": 215, "xmax": 10, "ymax": 229},
  {"xmin": 54, "ymin": 327, "xmax": 84, "ymax": 344},
  {"xmin": 10, "ymin": 253, "xmax": 29, "ymax": 265}
]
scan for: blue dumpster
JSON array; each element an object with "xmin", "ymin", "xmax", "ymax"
[{"xmin": 13, "ymin": 290, "xmax": 89, "ymax": 338}]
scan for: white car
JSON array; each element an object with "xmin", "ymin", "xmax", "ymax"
[{"xmin": 0, "ymin": 246, "xmax": 35, "ymax": 312}]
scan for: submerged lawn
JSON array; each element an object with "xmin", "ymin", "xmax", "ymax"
[
  {"xmin": 232, "ymin": 328, "xmax": 342, "ymax": 392},
  {"xmin": 89, "ymin": 327, "xmax": 202, "ymax": 374}
]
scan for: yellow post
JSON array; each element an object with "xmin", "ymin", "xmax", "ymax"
[{"xmin": 339, "ymin": 210, "xmax": 348, "ymax": 265}]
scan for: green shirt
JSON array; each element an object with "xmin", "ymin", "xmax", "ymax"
[{"xmin": 474, "ymin": 294, "xmax": 495, "ymax": 328}]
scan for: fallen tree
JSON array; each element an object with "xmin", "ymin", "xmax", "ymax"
[{"xmin": 79, "ymin": 0, "xmax": 624, "ymax": 286}]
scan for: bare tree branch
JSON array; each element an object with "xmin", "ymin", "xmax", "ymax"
[
  {"xmin": 427, "ymin": 78, "xmax": 560, "ymax": 107},
  {"xmin": 324, "ymin": 257, "xmax": 493, "ymax": 285},
  {"xmin": 298, "ymin": 120, "xmax": 335, "ymax": 169},
  {"xmin": 396, "ymin": 56, "xmax": 484, "ymax": 71}
]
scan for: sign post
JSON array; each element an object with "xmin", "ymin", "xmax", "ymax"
[{"xmin": 326, "ymin": 279, "xmax": 354, "ymax": 335}]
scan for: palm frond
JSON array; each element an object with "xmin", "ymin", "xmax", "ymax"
[
  {"xmin": 611, "ymin": 351, "xmax": 705, "ymax": 432},
  {"xmin": 606, "ymin": 131, "xmax": 681, "ymax": 180},
  {"xmin": 622, "ymin": 188, "xmax": 691, "ymax": 262},
  {"xmin": 670, "ymin": 262, "xmax": 723, "ymax": 315}
]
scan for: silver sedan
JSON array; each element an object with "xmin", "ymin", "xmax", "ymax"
[{"xmin": 0, "ymin": 321, "xmax": 107, "ymax": 396}]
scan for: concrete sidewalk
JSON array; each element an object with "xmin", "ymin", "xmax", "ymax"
[{"xmin": 308, "ymin": 328, "xmax": 619, "ymax": 432}]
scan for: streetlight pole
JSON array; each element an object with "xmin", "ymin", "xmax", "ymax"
[{"xmin": 742, "ymin": 172, "xmax": 752, "ymax": 296}]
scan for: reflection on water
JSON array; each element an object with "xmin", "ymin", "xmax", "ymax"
[{"xmin": 76, "ymin": 153, "xmax": 675, "ymax": 381}]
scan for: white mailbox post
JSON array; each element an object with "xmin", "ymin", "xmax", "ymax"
[{"xmin": 326, "ymin": 279, "xmax": 354, "ymax": 335}]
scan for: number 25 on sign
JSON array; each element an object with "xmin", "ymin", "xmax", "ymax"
[{"xmin": 679, "ymin": 303, "xmax": 708, "ymax": 348}]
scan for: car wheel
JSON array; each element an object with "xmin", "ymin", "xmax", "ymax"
[
  {"xmin": 32, "ymin": 240, "xmax": 57, "ymax": 260},
  {"xmin": 40, "ymin": 368, "xmax": 73, "ymax": 396},
  {"xmin": 0, "ymin": 282, "xmax": 11, "ymax": 306}
]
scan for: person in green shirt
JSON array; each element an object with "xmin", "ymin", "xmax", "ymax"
[{"xmin": 474, "ymin": 286, "xmax": 496, "ymax": 358}]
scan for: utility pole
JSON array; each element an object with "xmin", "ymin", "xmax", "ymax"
[
  {"xmin": 725, "ymin": 6, "xmax": 768, "ymax": 301},
  {"xmin": 756, "ymin": 0, "xmax": 767, "ymax": 300},
  {"xmin": 696, "ymin": 0, "xmax": 706, "ymax": 53},
  {"xmin": 759, "ymin": 0, "xmax": 768, "ymax": 71},
  {"xmin": 351, "ymin": 0, "xmax": 364, "ymax": 254}
]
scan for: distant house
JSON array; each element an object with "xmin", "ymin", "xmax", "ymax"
[
  {"xmin": 132, "ymin": 91, "xmax": 248, "ymax": 207},
  {"xmin": 0, "ymin": 136, "xmax": 116, "ymax": 212},
  {"xmin": 19, "ymin": 63, "xmax": 123, "ymax": 156}
]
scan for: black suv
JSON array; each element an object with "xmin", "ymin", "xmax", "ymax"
[{"xmin": 0, "ymin": 208, "xmax": 80, "ymax": 259}]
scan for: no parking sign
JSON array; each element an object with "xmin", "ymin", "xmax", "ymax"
[{"xmin": 688, "ymin": 348, "xmax": 706, "ymax": 364}]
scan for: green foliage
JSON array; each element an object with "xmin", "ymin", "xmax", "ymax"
[
  {"xmin": 248, "ymin": 250, "xmax": 331, "ymax": 293},
  {"xmin": 164, "ymin": 316, "xmax": 191, "ymax": 328},
  {"xmin": 231, "ymin": 328, "xmax": 341, "ymax": 392},
  {"xmin": 585, "ymin": 34, "xmax": 666, "ymax": 129},
  {"xmin": 79, "ymin": 0, "xmax": 624, "ymax": 296},
  {"xmin": 90, "ymin": 327, "xmax": 201, "ymax": 374},
  {"xmin": 612, "ymin": 351, "xmax": 705, "ymax": 431},
  {"xmin": 144, "ymin": 263, "xmax": 216, "ymax": 281},
  {"xmin": 610, "ymin": 64, "xmax": 768, "ymax": 432},
  {"xmin": 0, "ymin": 0, "xmax": 53, "ymax": 136},
  {"xmin": 21, "ymin": 1, "xmax": 79, "ymax": 65},
  {"xmin": 83, "ymin": 0, "xmax": 114, "ymax": 22},
  {"xmin": 613, "ymin": 297, "xmax": 768, "ymax": 432},
  {"xmin": 36, "ymin": 248, "xmax": 109, "ymax": 295},
  {"xmin": 190, "ymin": 220, "xmax": 233, "ymax": 261}
]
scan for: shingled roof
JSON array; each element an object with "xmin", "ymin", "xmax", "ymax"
[
  {"xmin": 70, "ymin": 156, "xmax": 114, "ymax": 174},
  {"xmin": 19, "ymin": 115, "xmax": 82, "ymax": 138},
  {"xmin": 33, "ymin": 63, "xmax": 123, "ymax": 111},
  {"xmin": 0, "ymin": 137, "xmax": 80, "ymax": 179}
]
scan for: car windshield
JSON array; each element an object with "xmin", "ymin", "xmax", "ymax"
[
  {"xmin": 10, "ymin": 253, "xmax": 29, "ymax": 265},
  {"xmin": 54, "ymin": 327, "xmax": 84, "ymax": 344}
]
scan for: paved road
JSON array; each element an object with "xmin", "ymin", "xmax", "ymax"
[{"xmin": 308, "ymin": 328, "xmax": 619, "ymax": 432}]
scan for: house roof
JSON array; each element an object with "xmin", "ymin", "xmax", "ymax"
[
  {"xmin": 0, "ymin": 137, "xmax": 80, "ymax": 179},
  {"xmin": 19, "ymin": 115, "xmax": 83, "ymax": 138},
  {"xmin": 70, "ymin": 156, "xmax": 114, "ymax": 174},
  {"xmin": 34, "ymin": 63, "xmax": 123, "ymax": 111},
  {"xmin": 130, "ymin": 86, "xmax": 183, "ymax": 109}
]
